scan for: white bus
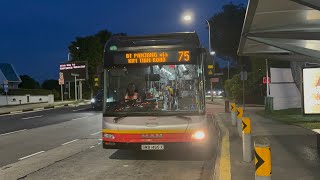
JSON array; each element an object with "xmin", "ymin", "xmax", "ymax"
[{"xmin": 102, "ymin": 32, "xmax": 214, "ymax": 154}]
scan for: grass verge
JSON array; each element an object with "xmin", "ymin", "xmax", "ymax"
[{"xmin": 256, "ymin": 108, "xmax": 320, "ymax": 129}]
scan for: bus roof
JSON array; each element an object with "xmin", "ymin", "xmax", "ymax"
[{"xmin": 104, "ymin": 32, "xmax": 201, "ymax": 52}]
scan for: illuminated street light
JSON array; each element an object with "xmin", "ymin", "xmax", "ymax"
[
  {"xmin": 182, "ymin": 13, "xmax": 216, "ymax": 102},
  {"xmin": 183, "ymin": 15, "xmax": 192, "ymax": 21},
  {"xmin": 182, "ymin": 14, "xmax": 214, "ymax": 55}
]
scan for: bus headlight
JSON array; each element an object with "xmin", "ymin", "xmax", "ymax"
[
  {"xmin": 103, "ymin": 133, "xmax": 115, "ymax": 139},
  {"xmin": 192, "ymin": 131, "xmax": 205, "ymax": 140}
]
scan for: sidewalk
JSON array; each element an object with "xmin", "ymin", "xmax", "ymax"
[
  {"xmin": 216, "ymin": 107, "xmax": 320, "ymax": 180},
  {"xmin": 0, "ymin": 100, "xmax": 90, "ymax": 115}
]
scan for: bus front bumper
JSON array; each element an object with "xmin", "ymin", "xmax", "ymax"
[{"xmin": 102, "ymin": 141, "xmax": 209, "ymax": 150}]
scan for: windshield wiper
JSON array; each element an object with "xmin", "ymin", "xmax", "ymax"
[
  {"xmin": 175, "ymin": 116, "xmax": 192, "ymax": 121},
  {"xmin": 113, "ymin": 115, "xmax": 127, "ymax": 123}
]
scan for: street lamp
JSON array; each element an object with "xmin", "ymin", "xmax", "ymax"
[
  {"xmin": 183, "ymin": 14, "xmax": 216, "ymax": 101},
  {"xmin": 182, "ymin": 14, "xmax": 214, "ymax": 54},
  {"xmin": 67, "ymin": 52, "xmax": 71, "ymax": 61},
  {"xmin": 183, "ymin": 15, "xmax": 192, "ymax": 21}
]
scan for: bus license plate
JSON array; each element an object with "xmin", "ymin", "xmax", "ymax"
[{"xmin": 141, "ymin": 144, "xmax": 164, "ymax": 150}]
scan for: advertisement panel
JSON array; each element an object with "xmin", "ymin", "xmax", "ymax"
[
  {"xmin": 59, "ymin": 61, "xmax": 88, "ymax": 82},
  {"xmin": 303, "ymin": 67, "xmax": 320, "ymax": 114}
]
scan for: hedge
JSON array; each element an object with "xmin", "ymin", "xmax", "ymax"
[{"xmin": 224, "ymin": 71, "xmax": 265, "ymax": 105}]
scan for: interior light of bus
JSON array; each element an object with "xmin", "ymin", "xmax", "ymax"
[{"xmin": 181, "ymin": 65, "xmax": 187, "ymax": 71}]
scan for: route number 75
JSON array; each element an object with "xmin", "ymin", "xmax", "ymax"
[{"xmin": 178, "ymin": 51, "xmax": 190, "ymax": 62}]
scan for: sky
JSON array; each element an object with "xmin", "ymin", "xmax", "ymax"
[{"xmin": 0, "ymin": 0, "xmax": 247, "ymax": 83}]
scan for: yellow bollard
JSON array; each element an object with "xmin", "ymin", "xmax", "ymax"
[
  {"xmin": 254, "ymin": 137, "xmax": 271, "ymax": 180},
  {"xmin": 236, "ymin": 107, "xmax": 243, "ymax": 137},
  {"xmin": 242, "ymin": 117, "xmax": 252, "ymax": 162},
  {"xmin": 230, "ymin": 103, "xmax": 237, "ymax": 126}
]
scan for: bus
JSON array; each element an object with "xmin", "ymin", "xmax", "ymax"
[{"xmin": 102, "ymin": 32, "xmax": 214, "ymax": 154}]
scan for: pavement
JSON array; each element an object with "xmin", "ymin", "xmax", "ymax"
[
  {"xmin": 0, "ymin": 100, "xmax": 90, "ymax": 115},
  {"xmin": 0, "ymin": 101, "xmax": 224, "ymax": 180},
  {"xmin": 215, "ymin": 106, "xmax": 320, "ymax": 180}
]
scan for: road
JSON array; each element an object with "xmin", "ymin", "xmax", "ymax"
[
  {"xmin": 0, "ymin": 103, "xmax": 224, "ymax": 180},
  {"xmin": 0, "ymin": 105, "xmax": 93, "ymax": 134},
  {"xmin": 0, "ymin": 105, "xmax": 100, "ymax": 167}
]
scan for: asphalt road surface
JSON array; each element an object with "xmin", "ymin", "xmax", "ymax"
[{"xmin": 0, "ymin": 104, "xmax": 223, "ymax": 180}]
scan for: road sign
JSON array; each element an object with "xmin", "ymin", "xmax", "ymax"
[
  {"xmin": 230, "ymin": 103, "xmax": 236, "ymax": 112},
  {"xmin": 60, "ymin": 62, "xmax": 88, "ymax": 81},
  {"xmin": 210, "ymin": 78, "xmax": 219, "ymax": 83},
  {"xmin": 208, "ymin": 70, "xmax": 213, "ymax": 75},
  {"xmin": 3, "ymin": 84, "xmax": 8, "ymax": 93},
  {"xmin": 71, "ymin": 73, "xmax": 79, "ymax": 76},
  {"xmin": 59, "ymin": 72, "xmax": 64, "ymax": 80},
  {"xmin": 208, "ymin": 65, "xmax": 214, "ymax": 69},
  {"xmin": 237, "ymin": 107, "xmax": 243, "ymax": 119},
  {"xmin": 59, "ymin": 78, "xmax": 64, "ymax": 85},
  {"xmin": 254, "ymin": 146, "xmax": 271, "ymax": 176},
  {"xmin": 263, "ymin": 77, "xmax": 270, "ymax": 84},
  {"xmin": 240, "ymin": 71, "xmax": 248, "ymax": 80},
  {"xmin": 242, "ymin": 117, "xmax": 251, "ymax": 134},
  {"xmin": 214, "ymin": 73, "xmax": 223, "ymax": 76}
]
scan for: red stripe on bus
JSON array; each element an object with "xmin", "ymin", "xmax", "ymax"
[{"xmin": 102, "ymin": 133, "xmax": 197, "ymax": 143}]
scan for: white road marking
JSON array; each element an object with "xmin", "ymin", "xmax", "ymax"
[
  {"xmin": 62, "ymin": 139, "xmax": 79, "ymax": 146},
  {"xmin": 22, "ymin": 115, "xmax": 43, "ymax": 120},
  {"xmin": 90, "ymin": 131, "xmax": 101, "ymax": 136},
  {"xmin": 0, "ymin": 129, "xmax": 27, "ymax": 136},
  {"xmin": 312, "ymin": 129, "xmax": 320, "ymax": 134},
  {"xmin": 72, "ymin": 108, "xmax": 87, "ymax": 112},
  {"xmin": 18, "ymin": 151, "xmax": 45, "ymax": 161},
  {"xmin": 10, "ymin": 111, "xmax": 23, "ymax": 114},
  {"xmin": 123, "ymin": 165, "xmax": 129, "ymax": 167},
  {"xmin": 71, "ymin": 116, "xmax": 88, "ymax": 121},
  {"xmin": 90, "ymin": 146, "xmax": 95, "ymax": 149},
  {"xmin": 34, "ymin": 108, "xmax": 45, "ymax": 111},
  {"xmin": 99, "ymin": 139, "xmax": 102, "ymax": 141},
  {"xmin": 97, "ymin": 142, "xmax": 101, "ymax": 145}
]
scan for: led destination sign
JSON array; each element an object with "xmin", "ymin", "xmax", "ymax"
[{"xmin": 113, "ymin": 50, "xmax": 192, "ymax": 65}]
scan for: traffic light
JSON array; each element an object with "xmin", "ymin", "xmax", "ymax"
[{"xmin": 94, "ymin": 77, "xmax": 99, "ymax": 87}]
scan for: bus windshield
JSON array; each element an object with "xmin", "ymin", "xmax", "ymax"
[{"xmin": 104, "ymin": 64, "xmax": 205, "ymax": 116}]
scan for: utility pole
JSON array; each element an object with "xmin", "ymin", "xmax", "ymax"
[
  {"xmin": 71, "ymin": 73, "xmax": 79, "ymax": 101},
  {"xmin": 68, "ymin": 82, "xmax": 71, "ymax": 99},
  {"xmin": 240, "ymin": 58, "xmax": 247, "ymax": 110},
  {"xmin": 228, "ymin": 61, "xmax": 230, "ymax": 79},
  {"xmin": 79, "ymin": 80, "xmax": 82, "ymax": 100},
  {"xmin": 266, "ymin": 59, "xmax": 269, "ymax": 96}
]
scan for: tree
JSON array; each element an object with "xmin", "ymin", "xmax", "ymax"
[
  {"xmin": 68, "ymin": 30, "xmax": 116, "ymax": 96},
  {"xmin": 209, "ymin": 3, "xmax": 246, "ymax": 62},
  {"xmin": 18, "ymin": 75, "xmax": 40, "ymax": 89},
  {"xmin": 42, "ymin": 79, "xmax": 59, "ymax": 90}
]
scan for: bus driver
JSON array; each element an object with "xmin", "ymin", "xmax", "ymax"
[{"xmin": 125, "ymin": 83, "xmax": 141, "ymax": 102}]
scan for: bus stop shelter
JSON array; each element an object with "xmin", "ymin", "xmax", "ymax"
[
  {"xmin": 238, "ymin": 0, "xmax": 320, "ymax": 62},
  {"xmin": 238, "ymin": 0, "xmax": 320, "ymax": 110}
]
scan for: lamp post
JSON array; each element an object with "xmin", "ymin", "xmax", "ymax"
[
  {"xmin": 182, "ymin": 14, "xmax": 214, "ymax": 54},
  {"xmin": 182, "ymin": 14, "xmax": 216, "ymax": 101}
]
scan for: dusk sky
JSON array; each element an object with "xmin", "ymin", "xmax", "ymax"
[{"xmin": 0, "ymin": 0, "xmax": 246, "ymax": 83}]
